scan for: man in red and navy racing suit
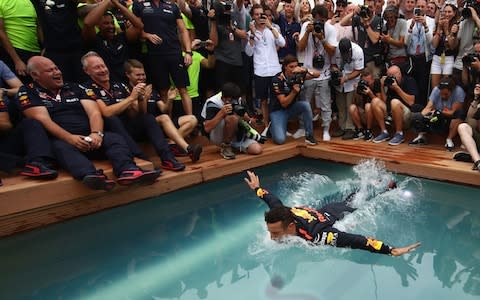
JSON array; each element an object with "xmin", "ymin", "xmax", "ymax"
[{"xmin": 244, "ymin": 171, "xmax": 421, "ymax": 256}]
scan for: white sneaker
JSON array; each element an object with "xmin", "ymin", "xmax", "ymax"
[
  {"xmin": 312, "ymin": 113, "xmax": 320, "ymax": 121},
  {"xmin": 286, "ymin": 131, "xmax": 293, "ymax": 137},
  {"xmin": 261, "ymin": 122, "xmax": 271, "ymax": 137},
  {"xmin": 292, "ymin": 128, "xmax": 306, "ymax": 139},
  {"xmin": 323, "ymin": 131, "xmax": 331, "ymax": 141}
]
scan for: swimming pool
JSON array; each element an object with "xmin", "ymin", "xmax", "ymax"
[{"xmin": 0, "ymin": 158, "xmax": 478, "ymax": 300}]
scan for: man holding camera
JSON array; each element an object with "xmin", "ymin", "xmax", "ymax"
[
  {"xmin": 457, "ymin": 83, "xmax": 480, "ymax": 172},
  {"xmin": 350, "ymin": 69, "xmax": 382, "ymax": 141},
  {"xmin": 331, "ymin": 38, "xmax": 364, "ymax": 140},
  {"xmin": 340, "ymin": 0, "xmax": 383, "ymax": 79},
  {"xmin": 202, "ymin": 82, "xmax": 263, "ymax": 160},
  {"xmin": 371, "ymin": 65, "xmax": 418, "ymax": 145},
  {"xmin": 270, "ymin": 55, "xmax": 320, "ymax": 145},
  {"xmin": 409, "ymin": 77, "xmax": 465, "ymax": 150},
  {"xmin": 246, "ymin": 4, "xmax": 285, "ymax": 128},
  {"xmin": 298, "ymin": 4, "xmax": 337, "ymax": 141}
]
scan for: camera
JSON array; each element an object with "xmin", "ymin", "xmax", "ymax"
[
  {"xmin": 462, "ymin": 52, "xmax": 480, "ymax": 66},
  {"xmin": 313, "ymin": 20, "xmax": 324, "ymax": 34},
  {"xmin": 229, "ymin": 97, "xmax": 247, "ymax": 116},
  {"xmin": 214, "ymin": 1, "xmax": 233, "ymax": 25},
  {"xmin": 198, "ymin": 40, "xmax": 208, "ymax": 48},
  {"xmin": 414, "ymin": 7, "xmax": 421, "ymax": 16},
  {"xmin": 356, "ymin": 79, "xmax": 369, "ymax": 94},
  {"xmin": 287, "ymin": 70, "xmax": 307, "ymax": 86},
  {"xmin": 462, "ymin": 0, "xmax": 480, "ymax": 19},
  {"xmin": 384, "ymin": 75, "xmax": 396, "ymax": 87},
  {"xmin": 330, "ymin": 70, "xmax": 342, "ymax": 86},
  {"xmin": 359, "ymin": 5, "xmax": 371, "ymax": 19},
  {"xmin": 259, "ymin": 13, "xmax": 267, "ymax": 24},
  {"xmin": 312, "ymin": 54, "xmax": 325, "ymax": 69},
  {"xmin": 423, "ymin": 110, "xmax": 442, "ymax": 124}
]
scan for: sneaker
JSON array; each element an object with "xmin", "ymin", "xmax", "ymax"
[
  {"xmin": 292, "ymin": 128, "xmax": 306, "ymax": 139},
  {"xmin": 445, "ymin": 138, "xmax": 454, "ymax": 151},
  {"xmin": 286, "ymin": 131, "xmax": 293, "ymax": 137},
  {"xmin": 261, "ymin": 122, "xmax": 271, "ymax": 137},
  {"xmin": 453, "ymin": 151, "xmax": 473, "ymax": 162},
  {"xmin": 352, "ymin": 129, "xmax": 365, "ymax": 140},
  {"xmin": 161, "ymin": 158, "xmax": 186, "ymax": 171},
  {"xmin": 331, "ymin": 128, "xmax": 345, "ymax": 137},
  {"xmin": 20, "ymin": 162, "xmax": 58, "ymax": 180},
  {"xmin": 168, "ymin": 144, "xmax": 188, "ymax": 157},
  {"xmin": 409, "ymin": 135, "xmax": 427, "ymax": 146},
  {"xmin": 342, "ymin": 129, "xmax": 356, "ymax": 140},
  {"xmin": 312, "ymin": 113, "xmax": 320, "ymax": 121},
  {"xmin": 388, "ymin": 132, "xmax": 405, "ymax": 146},
  {"xmin": 305, "ymin": 135, "xmax": 318, "ymax": 145},
  {"xmin": 363, "ymin": 129, "xmax": 373, "ymax": 141},
  {"xmin": 187, "ymin": 144, "xmax": 203, "ymax": 163},
  {"xmin": 373, "ymin": 131, "xmax": 390, "ymax": 143},
  {"xmin": 220, "ymin": 143, "xmax": 236, "ymax": 160},
  {"xmin": 118, "ymin": 169, "xmax": 162, "ymax": 185},
  {"xmin": 83, "ymin": 170, "xmax": 116, "ymax": 191},
  {"xmin": 473, "ymin": 160, "xmax": 480, "ymax": 171},
  {"xmin": 323, "ymin": 130, "xmax": 331, "ymax": 141}
]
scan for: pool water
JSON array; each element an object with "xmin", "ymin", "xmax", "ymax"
[{"xmin": 0, "ymin": 158, "xmax": 479, "ymax": 300}]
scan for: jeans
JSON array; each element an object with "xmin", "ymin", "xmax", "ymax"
[{"xmin": 269, "ymin": 101, "xmax": 313, "ymax": 144}]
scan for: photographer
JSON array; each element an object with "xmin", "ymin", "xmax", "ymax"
[
  {"xmin": 461, "ymin": 41, "xmax": 480, "ymax": 91},
  {"xmin": 349, "ymin": 69, "xmax": 382, "ymax": 141},
  {"xmin": 457, "ymin": 84, "xmax": 480, "ymax": 171},
  {"xmin": 371, "ymin": 65, "xmax": 418, "ymax": 146},
  {"xmin": 298, "ymin": 4, "xmax": 337, "ymax": 141},
  {"xmin": 340, "ymin": 0, "xmax": 383, "ymax": 78},
  {"xmin": 331, "ymin": 38, "xmax": 364, "ymax": 140},
  {"xmin": 270, "ymin": 55, "xmax": 320, "ymax": 145},
  {"xmin": 409, "ymin": 77, "xmax": 465, "ymax": 150},
  {"xmin": 202, "ymin": 82, "xmax": 263, "ymax": 160}
]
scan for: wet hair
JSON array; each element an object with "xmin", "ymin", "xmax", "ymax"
[
  {"xmin": 264, "ymin": 206, "xmax": 294, "ymax": 228},
  {"xmin": 124, "ymin": 59, "xmax": 144, "ymax": 73},
  {"xmin": 221, "ymin": 82, "xmax": 241, "ymax": 98}
]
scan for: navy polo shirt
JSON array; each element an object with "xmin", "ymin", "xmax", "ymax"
[
  {"xmin": 17, "ymin": 82, "xmax": 96, "ymax": 134},
  {"xmin": 270, "ymin": 72, "xmax": 296, "ymax": 112},
  {"xmin": 133, "ymin": 0, "xmax": 182, "ymax": 55},
  {"xmin": 84, "ymin": 80, "xmax": 131, "ymax": 117},
  {"xmin": 31, "ymin": 0, "xmax": 82, "ymax": 51},
  {"xmin": 145, "ymin": 88, "xmax": 163, "ymax": 117},
  {"xmin": 93, "ymin": 33, "xmax": 129, "ymax": 83}
]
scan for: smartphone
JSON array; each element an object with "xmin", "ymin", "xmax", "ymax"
[{"xmin": 414, "ymin": 8, "xmax": 421, "ymax": 16}]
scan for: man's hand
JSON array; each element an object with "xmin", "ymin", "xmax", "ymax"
[
  {"xmin": 222, "ymin": 103, "xmax": 233, "ymax": 116},
  {"xmin": 391, "ymin": 242, "xmax": 421, "ymax": 256},
  {"xmin": 131, "ymin": 83, "xmax": 146, "ymax": 99},
  {"xmin": 244, "ymin": 170, "xmax": 260, "ymax": 190},
  {"xmin": 145, "ymin": 33, "xmax": 163, "ymax": 45},
  {"xmin": 184, "ymin": 53, "xmax": 192, "ymax": 67},
  {"xmin": 14, "ymin": 60, "xmax": 27, "ymax": 77},
  {"xmin": 69, "ymin": 134, "xmax": 92, "ymax": 152},
  {"xmin": 306, "ymin": 22, "xmax": 314, "ymax": 33},
  {"xmin": 87, "ymin": 133, "xmax": 103, "ymax": 150}
]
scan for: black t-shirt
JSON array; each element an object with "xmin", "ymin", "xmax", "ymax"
[
  {"xmin": 133, "ymin": 0, "xmax": 182, "ymax": 55},
  {"xmin": 18, "ymin": 82, "xmax": 96, "ymax": 134},
  {"xmin": 387, "ymin": 75, "xmax": 418, "ymax": 107},
  {"xmin": 270, "ymin": 72, "xmax": 297, "ymax": 112},
  {"xmin": 278, "ymin": 14, "xmax": 301, "ymax": 59},
  {"xmin": 145, "ymin": 88, "xmax": 163, "ymax": 117},
  {"xmin": 31, "ymin": 0, "xmax": 82, "ymax": 51},
  {"xmin": 352, "ymin": 15, "xmax": 383, "ymax": 62},
  {"xmin": 93, "ymin": 33, "xmax": 129, "ymax": 83},
  {"xmin": 190, "ymin": 5, "xmax": 209, "ymax": 41}
]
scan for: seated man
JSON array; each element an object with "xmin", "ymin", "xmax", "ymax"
[
  {"xmin": 19, "ymin": 56, "xmax": 160, "ymax": 191},
  {"xmin": 244, "ymin": 170, "xmax": 421, "ymax": 255},
  {"xmin": 409, "ymin": 77, "xmax": 465, "ymax": 151},
  {"xmin": 270, "ymin": 55, "xmax": 320, "ymax": 145},
  {"xmin": 456, "ymin": 84, "xmax": 480, "ymax": 171},
  {"xmin": 201, "ymin": 82, "xmax": 263, "ymax": 160},
  {"xmin": 349, "ymin": 69, "xmax": 382, "ymax": 141},
  {"xmin": 123, "ymin": 59, "xmax": 202, "ymax": 159},
  {"xmin": 81, "ymin": 52, "xmax": 194, "ymax": 170},
  {"xmin": 0, "ymin": 64, "xmax": 57, "ymax": 179},
  {"xmin": 371, "ymin": 65, "xmax": 418, "ymax": 146}
]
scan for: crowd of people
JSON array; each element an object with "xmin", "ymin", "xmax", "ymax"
[{"xmin": 1, "ymin": 0, "xmax": 480, "ymax": 190}]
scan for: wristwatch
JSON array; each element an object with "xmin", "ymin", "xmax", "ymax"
[
  {"xmin": 186, "ymin": 51, "xmax": 193, "ymax": 56},
  {"xmin": 92, "ymin": 131, "xmax": 105, "ymax": 138}
]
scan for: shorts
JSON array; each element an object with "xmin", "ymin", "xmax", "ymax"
[
  {"xmin": 215, "ymin": 60, "xmax": 246, "ymax": 93},
  {"xmin": 208, "ymin": 119, "xmax": 256, "ymax": 152},
  {"xmin": 430, "ymin": 54, "xmax": 454, "ymax": 75},
  {"xmin": 148, "ymin": 54, "xmax": 189, "ymax": 90},
  {"xmin": 386, "ymin": 101, "xmax": 412, "ymax": 129},
  {"xmin": 254, "ymin": 75, "xmax": 274, "ymax": 100}
]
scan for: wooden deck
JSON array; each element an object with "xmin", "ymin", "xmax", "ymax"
[{"xmin": 0, "ymin": 130, "xmax": 478, "ymax": 237}]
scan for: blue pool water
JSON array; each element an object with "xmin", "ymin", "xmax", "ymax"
[{"xmin": 0, "ymin": 158, "xmax": 479, "ymax": 300}]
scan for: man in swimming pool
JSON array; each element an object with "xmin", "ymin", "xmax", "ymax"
[{"xmin": 244, "ymin": 170, "xmax": 421, "ymax": 256}]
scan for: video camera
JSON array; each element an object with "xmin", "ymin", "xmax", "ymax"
[
  {"xmin": 238, "ymin": 120, "xmax": 267, "ymax": 143},
  {"xmin": 356, "ymin": 79, "xmax": 369, "ymax": 94},
  {"xmin": 462, "ymin": 52, "xmax": 480, "ymax": 66},
  {"xmin": 423, "ymin": 110, "xmax": 442, "ymax": 127},
  {"xmin": 229, "ymin": 97, "xmax": 247, "ymax": 116},
  {"xmin": 384, "ymin": 75, "xmax": 396, "ymax": 87},
  {"xmin": 287, "ymin": 70, "xmax": 307, "ymax": 86},
  {"xmin": 330, "ymin": 69, "xmax": 342, "ymax": 86},
  {"xmin": 462, "ymin": 0, "xmax": 480, "ymax": 19},
  {"xmin": 358, "ymin": 5, "xmax": 371, "ymax": 19}
]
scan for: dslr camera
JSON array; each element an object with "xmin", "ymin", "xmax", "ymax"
[
  {"xmin": 330, "ymin": 69, "xmax": 342, "ymax": 86},
  {"xmin": 229, "ymin": 97, "xmax": 247, "ymax": 116},
  {"xmin": 313, "ymin": 20, "xmax": 324, "ymax": 34},
  {"xmin": 312, "ymin": 54, "xmax": 325, "ymax": 69},
  {"xmin": 384, "ymin": 75, "xmax": 396, "ymax": 87},
  {"xmin": 356, "ymin": 79, "xmax": 369, "ymax": 94},
  {"xmin": 462, "ymin": 52, "xmax": 480, "ymax": 66},
  {"xmin": 462, "ymin": 0, "xmax": 480, "ymax": 19},
  {"xmin": 358, "ymin": 5, "xmax": 371, "ymax": 19},
  {"xmin": 215, "ymin": 1, "xmax": 233, "ymax": 25},
  {"xmin": 288, "ymin": 70, "xmax": 307, "ymax": 86}
]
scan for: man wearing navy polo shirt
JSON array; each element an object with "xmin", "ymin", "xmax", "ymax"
[{"xmin": 133, "ymin": 0, "xmax": 194, "ymax": 116}]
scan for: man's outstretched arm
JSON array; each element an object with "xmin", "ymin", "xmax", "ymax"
[{"xmin": 244, "ymin": 170, "xmax": 285, "ymax": 209}]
